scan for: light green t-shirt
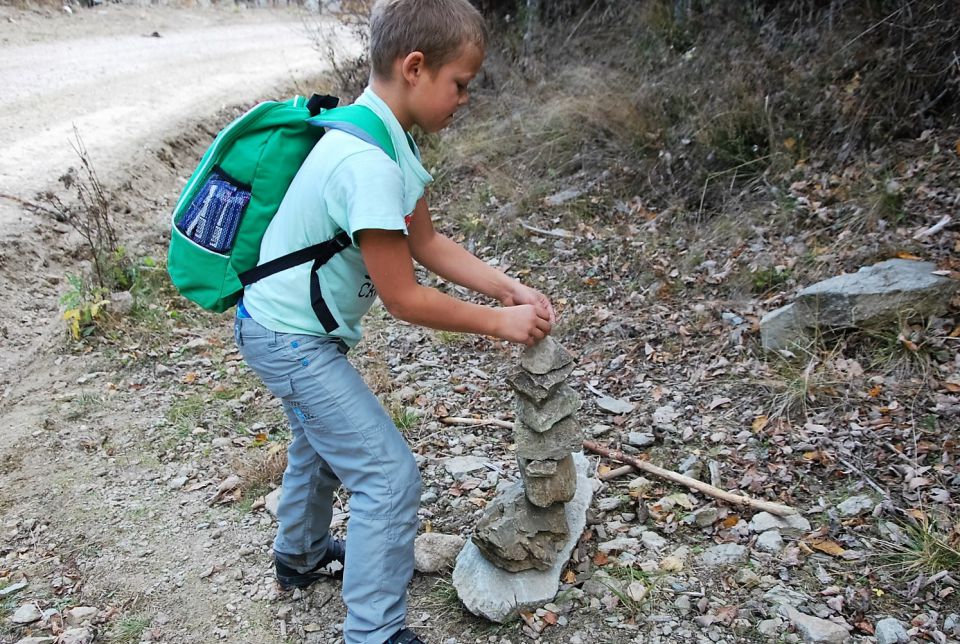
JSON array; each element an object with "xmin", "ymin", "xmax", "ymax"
[{"xmin": 242, "ymin": 87, "xmax": 433, "ymax": 347}]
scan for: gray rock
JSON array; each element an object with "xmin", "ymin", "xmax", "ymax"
[
  {"xmin": 836, "ymin": 495, "xmax": 875, "ymax": 517},
  {"xmin": 945, "ymin": 613, "xmax": 959, "ymax": 636},
  {"xmin": 640, "ymin": 531, "xmax": 668, "ymax": 552},
  {"xmin": 453, "ymin": 453, "xmax": 593, "ymax": 622},
  {"xmin": 781, "ymin": 605, "xmax": 851, "ymax": 643},
  {"xmin": 755, "ymin": 529, "xmax": 784, "ymax": 554},
  {"xmin": 414, "ymin": 533, "xmax": 465, "ymax": 573},
  {"xmin": 761, "ymin": 259, "xmax": 958, "ymax": 350},
  {"xmin": 757, "ymin": 618, "xmax": 784, "ymax": 638},
  {"xmin": 597, "ymin": 537, "xmax": 639, "ymax": 554},
  {"xmin": 14, "ymin": 638, "xmax": 57, "ymax": 644},
  {"xmin": 686, "ymin": 506, "xmax": 719, "ymax": 528},
  {"xmin": 265, "ymin": 487, "xmax": 282, "ymax": 517},
  {"xmin": 734, "ymin": 567, "xmax": 760, "ymax": 587},
  {"xmin": 698, "ymin": 544, "xmax": 748, "ymax": 568},
  {"xmin": 874, "ymin": 617, "xmax": 909, "ymax": 644},
  {"xmin": 764, "ymin": 584, "xmax": 811, "ymax": 608},
  {"xmin": 471, "ymin": 481, "xmax": 569, "ymax": 571},
  {"xmin": 65, "ymin": 606, "xmax": 98, "ymax": 626},
  {"xmin": 514, "ymin": 416, "xmax": 583, "ymax": 461},
  {"xmin": 627, "ymin": 432, "xmax": 655, "ymax": 448},
  {"xmin": 520, "ymin": 336, "xmax": 574, "ymax": 375},
  {"xmin": 11, "ymin": 603, "xmax": 41, "ymax": 624},
  {"xmin": 516, "ymin": 383, "xmax": 581, "ymax": 433},
  {"xmin": 748, "ymin": 511, "xmax": 811, "ymax": 537},
  {"xmin": 652, "ymin": 405, "xmax": 679, "ymax": 428},
  {"xmin": 444, "ymin": 455, "xmax": 488, "ymax": 478},
  {"xmin": 508, "ymin": 363, "xmax": 575, "ymax": 402},
  {"xmin": 57, "ymin": 628, "xmax": 94, "ymax": 644},
  {"xmin": 581, "ymin": 569, "xmax": 623, "ymax": 597},
  {"xmin": 0, "ymin": 581, "xmax": 27, "ymax": 597},
  {"xmin": 518, "ymin": 454, "xmax": 577, "ymax": 508},
  {"xmin": 109, "ymin": 290, "xmax": 134, "ymax": 315}
]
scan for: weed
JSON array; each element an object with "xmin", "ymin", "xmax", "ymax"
[
  {"xmin": 393, "ymin": 407, "xmax": 420, "ymax": 431},
  {"xmin": 762, "ymin": 341, "xmax": 847, "ymax": 421},
  {"xmin": 871, "ymin": 514, "xmax": 960, "ymax": 580},
  {"xmin": 233, "ymin": 444, "xmax": 287, "ymax": 512},
  {"xmin": 750, "ymin": 266, "xmax": 792, "ymax": 295},
  {"xmin": 107, "ymin": 614, "xmax": 151, "ymax": 644},
  {"xmin": 60, "ymin": 273, "xmax": 110, "ymax": 340},
  {"xmin": 435, "ymin": 330, "xmax": 465, "ymax": 345}
]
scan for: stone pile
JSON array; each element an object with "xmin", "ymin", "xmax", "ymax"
[
  {"xmin": 472, "ymin": 337, "xmax": 583, "ymax": 571},
  {"xmin": 454, "ymin": 337, "xmax": 593, "ymax": 622}
]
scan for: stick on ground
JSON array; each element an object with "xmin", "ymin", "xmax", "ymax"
[{"xmin": 583, "ymin": 440, "xmax": 798, "ymax": 517}]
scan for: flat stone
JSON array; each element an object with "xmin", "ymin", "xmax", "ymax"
[
  {"xmin": 471, "ymin": 481, "xmax": 569, "ymax": 571},
  {"xmin": 581, "ymin": 569, "xmax": 624, "ymax": 597},
  {"xmin": 597, "ymin": 537, "xmax": 639, "ymax": 554},
  {"xmin": 514, "ymin": 416, "xmax": 583, "ymax": 461},
  {"xmin": 0, "ymin": 581, "xmax": 27, "ymax": 597},
  {"xmin": 516, "ymin": 383, "xmax": 581, "ymax": 433},
  {"xmin": 686, "ymin": 506, "xmax": 719, "ymax": 528},
  {"xmin": 11, "ymin": 603, "xmax": 41, "ymax": 624},
  {"xmin": 748, "ymin": 511, "xmax": 811, "ymax": 537},
  {"xmin": 444, "ymin": 455, "xmax": 488, "ymax": 478},
  {"xmin": 627, "ymin": 432, "xmax": 655, "ymax": 447},
  {"xmin": 755, "ymin": 529, "xmax": 784, "ymax": 554},
  {"xmin": 57, "ymin": 628, "xmax": 94, "ymax": 644},
  {"xmin": 874, "ymin": 617, "xmax": 909, "ymax": 644},
  {"xmin": 14, "ymin": 638, "xmax": 57, "ymax": 644},
  {"xmin": 453, "ymin": 453, "xmax": 593, "ymax": 622},
  {"xmin": 508, "ymin": 363, "xmax": 575, "ymax": 402},
  {"xmin": 414, "ymin": 533, "xmax": 465, "ymax": 573},
  {"xmin": 757, "ymin": 618, "xmax": 784, "ymax": 638},
  {"xmin": 265, "ymin": 487, "xmax": 282, "ymax": 517},
  {"xmin": 518, "ymin": 454, "xmax": 577, "ymax": 508},
  {"xmin": 519, "ymin": 337, "xmax": 574, "ymax": 375},
  {"xmin": 780, "ymin": 605, "xmax": 851, "ymax": 643},
  {"xmin": 836, "ymin": 495, "xmax": 875, "ymax": 517},
  {"xmin": 698, "ymin": 543, "xmax": 748, "ymax": 568},
  {"xmin": 761, "ymin": 259, "xmax": 958, "ymax": 350},
  {"xmin": 65, "ymin": 606, "xmax": 98, "ymax": 626},
  {"xmin": 764, "ymin": 584, "xmax": 811, "ymax": 608},
  {"xmin": 641, "ymin": 531, "xmax": 668, "ymax": 552}
]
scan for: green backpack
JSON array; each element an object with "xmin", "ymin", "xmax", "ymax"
[{"xmin": 167, "ymin": 94, "xmax": 398, "ymax": 312}]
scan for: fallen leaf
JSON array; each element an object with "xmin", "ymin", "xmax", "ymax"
[
  {"xmin": 752, "ymin": 416, "xmax": 769, "ymax": 432},
  {"xmin": 721, "ymin": 516, "xmax": 739, "ymax": 529},
  {"xmin": 563, "ymin": 570, "xmax": 577, "ymax": 584},
  {"xmin": 896, "ymin": 251, "xmax": 922, "ymax": 260},
  {"xmin": 707, "ymin": 396, "xmax": 732, "ymax": 410},
  {"xmin": 183, "ymin": 371, "xmax": 198, "ymax": 384},
  {"xmin": 867, "ymin": 385, "xmax": 882, "ymax": 397},
  {"xmin": 593, "ymin": 552, "xmax": 609, "ymax": 566},
  {"xmin": 808, "ymin": 539, "xmax": 846, "ymax": 557}
]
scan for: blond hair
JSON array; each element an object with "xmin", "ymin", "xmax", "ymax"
[{"xmin": 369, "ymin": 0, "xmax": 487, "ymax": 79}]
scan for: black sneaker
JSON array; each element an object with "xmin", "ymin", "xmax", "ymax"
[
  {"xmin": 385, "ymin": 628, "xmax": 425, "ymax": 644},
  {"xmin": 275, "ymin": 539, "xmax": 345, "ymax": 589}
]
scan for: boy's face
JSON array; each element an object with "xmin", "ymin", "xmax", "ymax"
[{"xmin": 410, "ymin": 43, "xmax": 484, "ymax": 133}]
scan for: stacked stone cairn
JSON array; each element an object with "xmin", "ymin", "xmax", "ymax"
[{"xmin": 471, "ymin": 337, "xmax": 584, "ymax": 572}]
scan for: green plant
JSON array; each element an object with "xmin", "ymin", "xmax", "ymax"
[
  {"xmin": 871, "ymin": 514, "xmax": 960, "ymax": 580},
  {"xmin": 61, "ymin": 273, "xmax": 109, "ymax": 340},
  {"xmin": 108, "ymin": 615, "xmax": 152, "ymax": 644},
  {"xmin": 393, "ymin": 407, "xmax": 420, "ymax": 431},
  {"xmin": 750, "ymin": 266, "xmax": 792, "ymax": 295}
]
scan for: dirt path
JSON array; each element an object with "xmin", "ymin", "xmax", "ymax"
[{"xmin": 0, "ymin": 4, "xmax": 349, "ymax": 399}]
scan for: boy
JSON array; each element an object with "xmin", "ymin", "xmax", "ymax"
[{"xmin": 234, "ymin": 0, "xmax": 555, "ymax": 642}]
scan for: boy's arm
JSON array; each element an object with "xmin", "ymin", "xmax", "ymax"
[
  {"xmin": 357, "ymin": 228, "xmax": 552, "ymax": 346},
  {"xmin": 406, "ymin": 197, "xmax": 555, "ymax": 321}
]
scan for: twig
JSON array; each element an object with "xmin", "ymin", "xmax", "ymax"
[
  {"xmin": 837, "ymin": 456, "xmax": 889, "ymax": 499},
  {"xmin": 563, "ymin": 0, "xmax": 601, "ymax": 46},
  {"xmin": 600, "ymin": 465, "xmax": 634, "ymax": 481},
  {"xmin": 519, "ymin": 221, "xmax": 576, "ymax": 239},
  {"xmin": 438, "ymin": 416, "xmax": 515, "ymax": 429},
  {"xmin": 583, "ymin": 440, "xmax": 797, "ymax": 517},
  {"xmin": 912, "ymin": 214, "xmax": 952, "ymax": 240}
]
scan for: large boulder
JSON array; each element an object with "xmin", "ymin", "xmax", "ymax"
[{"xmin": 761, "ymin": 259, "xmax": 958, "ymax": 350}]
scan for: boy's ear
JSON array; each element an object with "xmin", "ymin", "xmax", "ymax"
[{"xmin": 400, "ymin": 51, "xmax": 426, "ymax": 85}]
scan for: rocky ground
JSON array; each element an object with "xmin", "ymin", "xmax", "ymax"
[{"xmin": 2, "ymin": 3, "xmax": 959, "ymax": 644}]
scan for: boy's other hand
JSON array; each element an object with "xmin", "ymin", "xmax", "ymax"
[
  {"xmin": 502, "ymin": 283, "xmax": 556, "ymax": 325},
  {"xmin": 496, "ymin": 304, "xmax": 552, "ymax": 347}
]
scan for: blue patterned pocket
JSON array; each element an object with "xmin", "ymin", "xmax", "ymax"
[{"xmin": 176, "ymin": 167, "xmax": 251, "ymax": 254}]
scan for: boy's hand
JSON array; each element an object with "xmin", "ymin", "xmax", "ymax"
[
  {"xmin": 495, "ymin": 304, "xmax": 552, "ymax": 347},
  {"xmin": 502, "ymin": 283, "xmax": 556, "ymax": 325}
]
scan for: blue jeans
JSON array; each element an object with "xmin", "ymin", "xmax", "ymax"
[{"xmin": 234, "ymin": 315, "xmax": 421, "ymax": 644}]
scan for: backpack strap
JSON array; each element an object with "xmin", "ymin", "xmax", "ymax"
[
  {"xmin": 307, "ymin": 104, "xmax": 398, "ymax": 163},
  {"xmin": 237, "ymin": 104, "xmax": 400, "ymax": 333}
]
